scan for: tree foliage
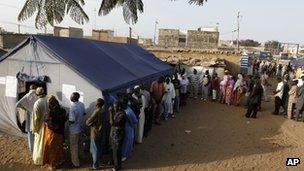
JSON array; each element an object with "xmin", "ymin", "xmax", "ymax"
[
  {"xmin": 233, "ymin": 39, "xmax": 261, "ymax": 47},
  {"xmin": 264, "ymin": 40, "xmax": 282, "ymax": 51},
  {"xmin": 18, "ymin": 0, "xmax": 208, "ymax": 28}
]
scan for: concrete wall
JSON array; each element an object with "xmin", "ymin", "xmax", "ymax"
[
  {"xmin": 158, "ymin": 29, "xmax": 179, "ymax": 47},
  {"xmin": 54, "ymin": 26, "xmax": 83, "ymax": 38},
  {"xmin": 111, "ymin": 37, "xmax": 138, "ymax": 45},
  {"xmin": 147, "ymin": 48, "xmax": 241, "ymax": 76},
  {"xmin": 91, "ymin": 30, "xmax": 114, "ymax": 41},
  {"xmin": 187, "ymin": 30, "xmax": 219, "ymax": 49},
  {"xmin": 0, "ymin": 34, "xmax": 28, "ymax": 50}
]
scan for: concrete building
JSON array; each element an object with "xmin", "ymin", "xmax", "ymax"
[
  {"xmin": 0, "ymin": 34, "xmax": 29, "ymax": 50},
  {"xmin": 91, "ymin": 29, "xmax": 114, "ymax": 41},
  {"xmin": 139, "ymin": 38, "xmax": 153, "ymax": 47},
  {"xmin": 158, "ymin": 29, "xmax": 180, "ymax": 47},
  {"xmin": 54, "ymin": 26, "xmax": 83, "ymax": 38},
  {"xmin": 281, "ymin": 43, "xmax": 300, "ymax": 56},
  {"xmin": 111, "ymin": 37, "xmax": 138, "ymax": 45},
  {"xmin": 187, "ymin": 29, "xmax": 219, "ymax": 49}
]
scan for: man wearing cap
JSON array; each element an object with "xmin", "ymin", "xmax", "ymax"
[
  {"xmin": 16, "ymin": 84, "xmax": 38, "ymax": 153},
  {"xmin": 32, "ymin": 87, "xmax": 48, "ymax": 165}
]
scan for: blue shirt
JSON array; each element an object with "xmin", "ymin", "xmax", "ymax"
[{"xmin": 69, "ymin": 101, "xmax": 85, "ymax": 134}]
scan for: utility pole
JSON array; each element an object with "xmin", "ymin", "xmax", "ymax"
[
  {"xmin": 237, "ymin": 11, "xmax": 240, "ymax": 52},
  {"xmin": 129, "ymin": 27, "xmax": 132, "ymax": 44},
  {"xmin": 44, "ymin": 27, "xmax": 47, "ymax": 34},
  {"xmin": 153, "ymin": 20, "xmax": 158, "ymax": 45},
  {"xmin": 18, "ymin": 24, "xmax": 20, "ymax": 34}
]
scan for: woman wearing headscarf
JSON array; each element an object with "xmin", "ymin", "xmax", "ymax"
[
  {"xmin": 225, "ymin": 76, "xmax": 235, "ymax": 105},
  {"xmin": 32, "ymin": 87, "xmax": 48, "ymax": 165},
  {"xmin": 233, "ymin": 74, "xmax": 244, "ymax": 106},
  {"xmin": 121, "ymin": 95, "xmax": 138, "ymax": 161},
  {"xmin": 86, "ymin": 98, "xmax": 104, "ymax": 170},
  {"xmin": 43, "ymin": 95, "xmax": 67, "ymax": 169},
  {"xmin": 219, "ymin": 70, "xmax": 229, "ymax": 103}
]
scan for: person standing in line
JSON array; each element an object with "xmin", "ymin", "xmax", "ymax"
[
  {"xmin": 172, "ymin": 73, "xmax": 181, "ymax": 113},
  {"xmin": 211, "ymin": 73, "xmax": 220, "ymax": 102},
  {"xmin": 132, "ymin": 86, "xmax": 145, "ymax": 144},
  {"xmin": 180, "ymin": 75, "xmax": 189, "ymax": 106},
  {"xmin": 287, "ymin": 80, "xmax": 298, "ymax": 119},
  {"xmin": 32, "ymin": 87, "xmax": 48, "ymax": 165},
  {"xmin": 281, "ymin": 75, "xmax": 290, "ymax": 115},
  {"xmin": 225, "ymin": 76, "xmax": 235, "ymax": 106},
  {"xmin": 163, "ymin": 77, "xmax": 176, "ymax": 120},
  {"xmin": 273, "ymin": 77, "xmax": 284, "ymax": 115},
  {"xmin": 69, "ymin": 92, "xmax": 85, "ymax": 168},
  {"xmin": 220, "ymin": 70, "xmax": 229, "ymax": 103},
  {"xmin": 150, "ymin": 77, "xmax": 165, "ymax": 125},
  {"xmin": 233, "ymin": 74, "xmax": 244, "ymax": 106},
  {"xmin": 200, "ymin": 70, "xmax": 211, "ymax": 101},
  {"xmin": 109, "ymin": 101, "xmax": 126, "ymax": 171},
  {"xmin": 121, "ymin": 95, "xmax": 138, "ymax": 161},
  {"xmin": 16, "ymin": 84, "xmax": 38, "ymax": 153},
  {"xmin": 86, "ymin": 98, "xmax": 104, "ymax": 170},
  {"xmin": 295, "ymin": 76, "xmax": 304, "ymax": 121},
  {"xmin": 245, "ymin": 79, "xmax": 264, "ymax": 118},
  {"xmin": 261, "ymin": 72, "xmax": 270, "ymax": 102},
  {"xmin": 43, "ymin": 96, "xmax": 67, "ymax": 169},
  {"xmin": 190, "ymin": 69, "xmax": 200, "ymax": 99},
  {"xmin": 140, "ymin": 85, "xmax": 152, "ymax": 137}
]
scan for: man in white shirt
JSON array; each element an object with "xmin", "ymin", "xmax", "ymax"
[
  {"xmin": 273, "ymin": 77, "xmax": 284, "ymax": 115},
  {"xmin": 69, "ymin": 92, "xmax": 85, "ymax": 167},
  {"xmin": 16, "ymin": 84, "xmax": 38, "ymax": 153}
]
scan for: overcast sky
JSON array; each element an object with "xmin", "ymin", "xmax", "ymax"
[{"xmin": 0, "ymin": 0, "xmax": 303, "ymax": 44}]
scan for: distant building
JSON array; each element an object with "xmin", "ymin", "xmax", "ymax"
[
  {"xmin": 139, "ymin": 38, "xmax": 153, "ymax": 47},
  {"xmin": 54, "ymin": 26, "xmax": 83, "ymax": 38},
  {"xmin": 187, "ymin": 27, "xmax": 219, "ymax": 49},
  {"xmin": 158, "ymin": 29, "xmax": 179, "ymax": 47},
  {"xmin": 0, "ymin": 34, "xmax": 29, "ymax": 50},
  {"xmin": 158, "ymin": 27, "xmax": 219, "ymax": 49},
  {"xmin": 90, "ymin": 29, "xmax": 114, "ymax": 41},
  {"xmin": 111, "ymin": 37, "xmax": 138, "ymax": 45},
  {"xmin": 281, "ymin": 43, "xmax": 299, "ymax": 56}
]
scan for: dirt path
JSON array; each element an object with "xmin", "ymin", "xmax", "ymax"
[{"xmin": 1, "ymin": 89, "xmax": 304, "ymax": 170}]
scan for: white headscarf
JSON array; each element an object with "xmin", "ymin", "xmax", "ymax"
[{"xmin": 233, "ymin": 74, "xmax": 243, "ymax": 91}]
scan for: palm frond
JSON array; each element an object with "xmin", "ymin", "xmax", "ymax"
[
  {"xmin": 18, "ymin": 0, "xmax": 40, "ymax": 21},
  {"xmin": 66, "ymin": 0, "xmax": 89, "ymax": 25},
  {"xmin": 188, "ymin": 0, "xmax": 207, "ymax": 5},
  {"xmin": 98, "ymin": 0, "xmax": 119, "ymax": 16},
  {"xmin": 44, "ymin": 0, "xmax": 65, "ymax": 26},
  {"xmin": 35, "ymin": 1, "xmax": 47, "ymax": 29}
]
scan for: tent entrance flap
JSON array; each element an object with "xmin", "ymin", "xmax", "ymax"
[{"xmin": 16, "ymin": 73, "xmax": 48, "ymax": 133}]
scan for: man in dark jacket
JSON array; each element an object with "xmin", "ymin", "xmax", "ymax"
[
  {"xmin": 245, "ymin": 79, "xmax": 264, "ymax": 118},
  {"xmin": 295, "ymin": 76, "xmax": 304, "ymax": 121}
]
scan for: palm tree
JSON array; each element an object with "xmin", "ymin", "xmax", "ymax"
[
  {"xmin": 18, "ymin": 0, "xmax": 89, "ymax": 29},
  {"xmin": 18, "ymin": 0, "xmax": 207, "ymax": 28}
]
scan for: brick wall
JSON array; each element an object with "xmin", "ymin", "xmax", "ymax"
[
  {"xmin": 0, "ymin": 34, "xmax": 28, "ymax": 50},
  {"xmin": 158, "ymin": 29, "xmax": 179, "ymax": 47},
  {"xmin": 187, "ymin": 30, "xmax": 219, "ymax": 49}
]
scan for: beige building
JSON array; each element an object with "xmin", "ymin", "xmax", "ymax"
[
  {"xmin": 139, "ymin": 38, "xmax": 153, "ymax": 47},
  {"xmin": 187, "ymin": 29, "xmax": 219, "ymax": 49},
  {"xmin": 54, "ymin": 26, "xmax": 83, "ymax": 38},
  {"xmin": 158, "ymin": 29, "xmax": 180, "ymax": 47},
  {"xmin": 90, "ymin": 29, "xmax": 114, "ymax": 41},
  {"xmin": 0, "ymin": 34, "xmax": 29, "ymax": 50}
]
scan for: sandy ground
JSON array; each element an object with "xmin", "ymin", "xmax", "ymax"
[{"xmin": 1, "ymin": 82, "xmax": 304, "ymax": 170}]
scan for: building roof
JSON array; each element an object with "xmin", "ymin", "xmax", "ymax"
[{"xmin": 1, "ymin": 35, "xmax": 172, "ymax": 92}]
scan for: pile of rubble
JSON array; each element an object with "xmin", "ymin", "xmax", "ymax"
[{"xmin": 159, "ymin": 55, "xmax": 226, "ymax": 67}]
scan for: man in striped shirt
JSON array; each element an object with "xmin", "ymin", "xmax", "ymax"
[{"xmin": 240, "ymin": 55, "xmax": 250, "ymax": 75}]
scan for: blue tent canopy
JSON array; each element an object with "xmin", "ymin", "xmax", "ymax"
[{"xmin": 1, "ymin": 35, "xmax": 172, "ymax": 93}]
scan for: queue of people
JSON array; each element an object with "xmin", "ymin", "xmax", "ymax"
[{"xmin": 15, "ymin": 73, "xmax": 191, "ymax": 170}]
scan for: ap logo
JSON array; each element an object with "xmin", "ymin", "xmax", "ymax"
[{"xmin": 286, "ymin": 158, "xmax": 300, "ymax": 166}]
